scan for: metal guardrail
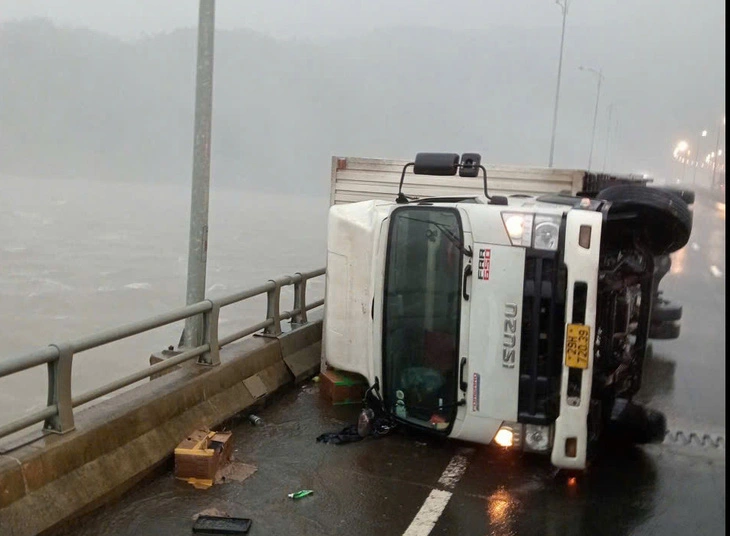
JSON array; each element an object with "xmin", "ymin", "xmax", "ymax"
[{"xmin": 0, "ymin": 268, "xmax": 326, "ymax": 441}]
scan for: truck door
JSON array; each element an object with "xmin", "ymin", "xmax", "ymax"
[
  {"xmin": 452, "ymin": 209, "xmax": 526, "ymax": 443},
  {"xmin": 381, "ymin": 206, "xmax": 465, "ymax": 434}
]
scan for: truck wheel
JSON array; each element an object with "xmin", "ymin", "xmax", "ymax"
[
  {"xmin": 605, "ymin": 399, "xmax": 667, "ymax": 445},
  {"xmin": 649, "ymin": 321, "xmax": 681, "ymax": 339},
  {"xmin": 597, "ymin": 185, "xmax": 693, "ymax": 255},
  {"xmin": 651, "ymin": 298, "xmax": 683, "ymax": 322},
  {"xmin": 654, "ymin": 187, "xmax": 695, "ymax": 205}
]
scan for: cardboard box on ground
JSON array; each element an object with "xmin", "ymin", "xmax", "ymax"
[
  {"xmin": 174, "ymin": 429, "xmax": 234, "ymax": 489},
  {"xmin": 319, "ymin": 368, "xmax": 368, "ymax": 405}
]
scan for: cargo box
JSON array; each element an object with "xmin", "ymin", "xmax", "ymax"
[
  {"xmin": 319, "ymin": 368, "xmax": 368, "ymax": 405},
  {"xmin": 174, "ymin": 430, "xmax": 233, "ymax": 488}
]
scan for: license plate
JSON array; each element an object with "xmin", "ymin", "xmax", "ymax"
[{"xmin": 565, "ymin": 324, "xmax": 590, "ymax": 369}]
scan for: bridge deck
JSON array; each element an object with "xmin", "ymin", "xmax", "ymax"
[{"xmin": 68, "ymin": 189, "xmax": 726, "ymax": 536}]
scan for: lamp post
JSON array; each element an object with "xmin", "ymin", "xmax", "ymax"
[
  {"xmin": 183, "ymin": 0, "xmax": 216, "ymax": 349},
  {"xmin": 692, "ymin": 129, "xmax": 708, "ymax": 185},
  {"xmin": 602, "ymin": 103, "xmax": 615, "ymax": 172},
  {"xmin": 711, "ymin": 116, "xmax": 725, "ymax": 189},
  {"xmin": 579, "ymin": 65, "xmax": 604, "ymax": 171},
  {"xmin": 548, "ymin": 0, "xmax": 570, "ymax": 168}
]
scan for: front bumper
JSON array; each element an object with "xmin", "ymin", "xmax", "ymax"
[{"xmin": 550, "ymin": 209, "xmax": 603, "ymax": 469}]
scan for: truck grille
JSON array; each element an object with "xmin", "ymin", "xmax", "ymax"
[{"xmin": 518, "ymin": 249, "xmax": 566, "ymax": 424}]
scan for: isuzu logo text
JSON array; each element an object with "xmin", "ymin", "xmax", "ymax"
[{"xmin": 502, "ymin": 303, "xmax": 518, "ymax": 368}]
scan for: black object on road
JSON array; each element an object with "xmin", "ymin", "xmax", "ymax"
[
  {"xmin": 317, "ymin": 381, "xmax": 397, "ymax": 444},
  {"xmin": 192, "ymin": 515, "xmax": 252, "ymax": 534},
  {"xmin": 316, "ymin": 417, "xmax": 397, "ymax": 445}
]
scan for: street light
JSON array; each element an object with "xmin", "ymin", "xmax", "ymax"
[
  {"xmin": 692, "ymin": 129, "xmax": 708, "ymax": 185},
  {"xmin": 548, "ymin": 0, "xmax": 571, "ymax": 168},
  {"xmin": 674, "ymin": 140, "xmax": 689, "ymax": 181},
  {"xmin": 579, "ymin": 65, "xmax": 604, "ymax": 171}
]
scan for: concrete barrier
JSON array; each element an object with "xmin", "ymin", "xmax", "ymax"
[{"xmin": 0, "ymin": 321, "xmax": 322, "ymax": 536}]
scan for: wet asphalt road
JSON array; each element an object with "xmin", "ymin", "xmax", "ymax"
[{"xmin": 68, "ymin": 190, "xmax": 725, "ymax": 536}]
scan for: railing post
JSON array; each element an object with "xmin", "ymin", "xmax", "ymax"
[
  {"xmin": 199, "ymin": 299, "xmax": 220, "ymax": 366},
  {"xmin": 292, "ymin": 272, "xmax": 308, "ymax": 325},
  {"xmin": 263, "ymin": 279, "xmax": 283, "ymax": 336},
  {"xmin": 44, "ymin": 343, "xmax": 75, "ymax": 434}
]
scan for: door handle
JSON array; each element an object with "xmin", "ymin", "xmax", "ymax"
[
  {"xmin": 462, "ymin": 264, "xmax": 472, "ymax": 301},
  {"xmin": 459, "ymin": 357, "xmax": 468, "ymax": 392}
]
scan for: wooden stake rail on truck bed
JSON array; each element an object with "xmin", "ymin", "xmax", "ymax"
[
  {"xmin": 330, "ymin": 156, "xmax": 587, "ymax": 205},
  {"xmin": 330, "ymin": 156, "xmax": 651, "ymax": 206}
]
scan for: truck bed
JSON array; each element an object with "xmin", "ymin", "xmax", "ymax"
[{"xmin": 330, "ymin": 156, "xmax": 649, "ymax": 206}]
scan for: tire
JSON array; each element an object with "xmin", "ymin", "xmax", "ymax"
[
  {"xmin": 648, "ymin": 321, "xmax": 681, "ymax": 340},
  {"xmin": 654, "ymin": 187, "xmax": 695, "ymax": 205},
  {"xmin": 597, "ymin": 185, "xmax": 693, "ymax": 255},
  {"xmin": 606, "ymin": 399, "xmax": 667, "ymax": 445},
  {"xmin": 651, "ymin": 300, "xmax": 682, "ymax": 322}
]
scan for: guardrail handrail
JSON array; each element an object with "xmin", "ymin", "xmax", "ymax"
[{"xmin": 0, "ymin": 267, "xmax": 326, "ymax": 441}]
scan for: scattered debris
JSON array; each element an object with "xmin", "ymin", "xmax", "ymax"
[
  {"xmin": 175, "ymin": 429, "xmax": 234, "ymax": 489},
  {"xmin": 312, "ymin": 375, "xmax": 320, "ymax": 383},
  {"xmin": 317, "ymin": 416, "xmax": 396, "ymax": 445},
  {"xmin": 248, "ymin": 414, "xmax": 263, "ymax": 426},
  {"xmin": 319, "ymin": 368, "xmax": 368, "ymax": 405},
  {"xmin": 185, "ymin": 478, "xmax": 214, "ymax": 490},
  {"xmin": 215, "ymin": 462, "xmax": 257, "ymax": 485},
  {"xmin": 318, "ymin": 386, "xmax": 397, "ymax": 444},
  {"xmin": 192, "ymin": 515, "xmax": 252, "ymax": 534},
  {"xmin": 288, "ymin": 489, "xmax": 314, "ymax": 499},
  {"xmin": 192, "ymin": 508, "xmax": 230, "ymax": 522},
  {"xmin": 299, "ymin": 384, "xmax": 317, "ymax": 396}
]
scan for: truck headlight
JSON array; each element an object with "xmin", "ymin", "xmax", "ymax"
[
  {"xmin": 502, "ymin": 212, "xmax": 561, "ymax": 251},
  {"xmin": 523, "ymin": 424, "xmax": 552, "ymax": 452},
  {"xmin": 533, "ymin": 215, "xmax": 561, "ymax": 251},
  {"xmin": 502, "ymin": 213, "xmax": 534, "ymax": 247},
  {"xmin": 494, "ymin": 428, "xmax": 514, "ymax": 447},
  {"xmin": 492, "ymin": 422, "xmax": 522, "ymax": 449}
]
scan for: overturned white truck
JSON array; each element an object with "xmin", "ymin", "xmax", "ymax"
[{"xmin": 323, "ymin": 153, "xmax": 692, "ymax": 470}]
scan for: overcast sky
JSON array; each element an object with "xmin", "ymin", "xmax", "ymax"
[
  {"xmin": 2, "ymin": 0, "xmax": 725, "ymax": 42},
  {"xmin": 2, "ymin": 0, "xmax": 725, "ymax": 179}
]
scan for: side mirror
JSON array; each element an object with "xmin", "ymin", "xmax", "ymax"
[
  {"xmin": 397, "ymin": 151, "xmax": 492, "ymax": 203},
  {"xmin": 459, "ymin": 153, "xmax": 481, "ymax": 178},
  {"xmin": 413, "ymin": 153, "xmax": 460, "ymax": 176}
]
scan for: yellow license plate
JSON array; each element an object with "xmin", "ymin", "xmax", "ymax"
[{"xmin": 565, "ymin": 324, "xmax": 590, "ymax": 369}]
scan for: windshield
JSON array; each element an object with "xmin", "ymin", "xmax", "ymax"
[{"xmin": 382, "ymin": 207, "xmax": 463, "ymax": 433}]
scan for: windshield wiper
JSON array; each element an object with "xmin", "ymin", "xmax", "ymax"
[{"xmin": 401, "ymin": 216, "xmax": 473, "ymax": 258}]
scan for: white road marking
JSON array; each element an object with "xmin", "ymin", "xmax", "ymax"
[
  {"xmin": 403, "ymin": 489, "xmax": 453, "ymax": 536},
  {"xmin": 403, "ymin": 449, "xmax": 473, "ymax": 536},
  {"xmin": 710, "ymin": 265, "xmax": 723, "ymax": 278},
  {"xmin": 691, "ymin": 242, "xmax": 700, "ymax": 251},
  {"xmin": 437, "ymin": 454, "xmax": 469, "ymax": 489}
]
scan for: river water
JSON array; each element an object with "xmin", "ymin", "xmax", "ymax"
[{"xmin": 0, "ymin": 176, "xmax": 329, "ymax": 425}]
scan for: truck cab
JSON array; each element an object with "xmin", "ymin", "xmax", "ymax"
[{"xmin": 324, "ymin": 153, "xmax": 692, "ymax": 470}]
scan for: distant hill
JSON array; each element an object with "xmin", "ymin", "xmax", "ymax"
[{"xmin": 0, "ymin": 19, "xmax": 724, "ymax": 194}]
